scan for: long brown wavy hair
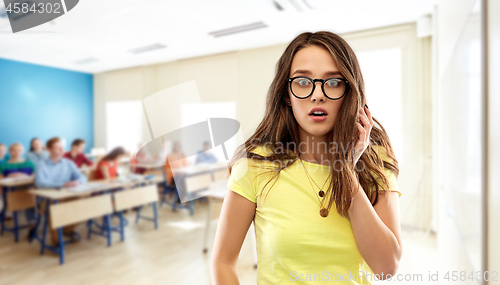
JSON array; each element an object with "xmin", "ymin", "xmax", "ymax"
[{"xmin": 228, "ymin": 31, "xmax": 399, "ymax": 218}]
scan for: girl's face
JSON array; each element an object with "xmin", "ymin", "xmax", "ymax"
[
  {"xmin": 10, "ymin": 145, "xmax": 23, "ymax": 160},
  {"xmin": 287, "ymin": 45, "xmax": 346, "ymax": 139},
  {"xmin": 32, "ymin": 139, "xmax": 43, "ymax": 151},
  {"xmin": 114, "ymin": 154, "xmax": 123, "ymax": 162}
]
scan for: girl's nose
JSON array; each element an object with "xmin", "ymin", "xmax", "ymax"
[{"xmin": 310, "ymin": 81, "xmax": 325, "ymax": 102}]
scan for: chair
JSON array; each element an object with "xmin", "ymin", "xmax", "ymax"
[
  {"xmin": 160, "ymin": 172, "xmax": 198, "ymax": 216},
  {"xmin": 160, "ymin": 170, "xmax": 178, "ymax": 205},
  {"xmin": 113, "ymin": 185, "xmax": 159, "ymax": 241},
  {"xmin": 86, "ymin": 179, "xmax": 128, "ymax": 241},
  {"xmin": 3, "ymin": 189, "xmax": 36, "ymax": 242},
  {"xmin": 49, "ymin": 194, "xmax": 114, "ymax": 265},
  {"xmin": 180, "ymin": 173, "xmax": 213, "ymax": 215}
]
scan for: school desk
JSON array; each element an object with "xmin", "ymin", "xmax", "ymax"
[
  {"xmin": 28, "ymin": 175, "xmax": 163, "ymax": 264},
  {"xmin": 161, "ymin": 162, "xmax": 228, "ymax": 216},
  {"xmin": 0, "ymin": 176, "xmax": 35, "ymax": 242}
]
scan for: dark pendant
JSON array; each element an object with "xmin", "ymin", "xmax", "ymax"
[
  {"xmin": 320, "ymin": 208, "xmax": 328, "ymax": 217},
  {"xmin": 318, "ymin": 190, "xmax": 325, "ymax": 197}
]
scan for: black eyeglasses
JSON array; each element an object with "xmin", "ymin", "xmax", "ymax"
[{"xmin": 286, "ymin": 76, "xmax": 350, "ymax": 100}]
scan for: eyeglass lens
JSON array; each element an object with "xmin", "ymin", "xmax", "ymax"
[{"xmin": 290, "ymin": 78, "xmax": 346, "ymax": 99}]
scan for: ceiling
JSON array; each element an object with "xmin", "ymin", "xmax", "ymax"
[{"xmin": 0, "ymin": 0, "xmax": 436, "ymax": 74}]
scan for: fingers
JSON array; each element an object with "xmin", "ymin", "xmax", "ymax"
[
  {"xmin": 364, "ymin": 105, "xmax": 373, "ymax": 125},
  {"xmin": 359, "ymin": 106, "xmax": 371, "ymax": 124},
  {"xmin": 358, "ymin": 108, "xmax": 371, "ymax": 130},
  {"xmin": 356, "ymin": 122, "xmax": 366, "ymax": 140}
]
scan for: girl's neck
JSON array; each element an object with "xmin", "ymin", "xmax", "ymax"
[
  {"xmin": 297, "ymin": 132, "xmax": 331, "ymax": 165},
  {"xmin": 9, "ymin": 157, "xmax": 23, "ymax": 163}
]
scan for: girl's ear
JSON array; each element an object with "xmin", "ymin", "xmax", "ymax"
[{"xmin": 283, "ymin": 90, "xmax": 291, "ymax": 106}]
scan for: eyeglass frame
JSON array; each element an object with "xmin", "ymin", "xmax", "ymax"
[{"xmin": 286, "ymin": 76, "xmax": 350, "ymax": 100}]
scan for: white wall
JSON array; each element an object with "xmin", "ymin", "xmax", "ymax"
[{"xmin": 94, "ymin": 46, "xmax": 287, "ymax": 151}]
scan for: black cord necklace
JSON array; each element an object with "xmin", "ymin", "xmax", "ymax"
[{"xmin": 298, "ymin": 156, "xmax": 332, "ymax": 217}]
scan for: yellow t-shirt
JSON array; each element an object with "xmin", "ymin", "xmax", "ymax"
[{"xmin": 227, "ymin": 145, "xmax": 400, "ymax": 284}]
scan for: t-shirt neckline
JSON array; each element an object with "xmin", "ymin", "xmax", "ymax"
[{"xmin": 299, "ymin": 159, "xmax": 331, "ymax": 168}]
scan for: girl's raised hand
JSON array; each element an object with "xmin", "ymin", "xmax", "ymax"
[{"xmin": 353, "ymin": 104, "xmax": 373, "ymax": 165}]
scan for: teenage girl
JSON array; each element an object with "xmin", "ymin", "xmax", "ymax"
[
  {"xmin": 0, "ymin": 143, "xmax": 35, "ymax": 179},
  {"xmin": 211, "ymin": 31, "xmax": 402, "ymax": 284},
  {"xmin": 25, "ymin": 138, "xmax": 49, "ymax": 164},
  {"xmin": 96, "ymin": 147, "xmax": 126, "ymax": 180},
  {"xmin": 0, "ymin": 143, "xmax": 36, "ymax": 239}
]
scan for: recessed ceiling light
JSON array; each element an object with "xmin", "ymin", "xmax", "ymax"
[
  {"xmin": 129, "ymin": 43, "xmax": 166, "ymax": 54},
  {"xmin": 73, "ymin": 57, "xmax": 99, "ymax": 65},
  {"xmin": 208, "ymin": 21, "xmax": 268, "ymax": 37}
]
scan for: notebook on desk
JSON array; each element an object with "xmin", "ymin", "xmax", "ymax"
[{"xmin": 114, "ymin": 173, "xmax": 146, "ymax": 184}]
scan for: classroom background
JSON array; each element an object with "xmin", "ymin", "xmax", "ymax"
[{"xmin": 1, "ymin": 0, "xmax": 499, "ymax": 284}]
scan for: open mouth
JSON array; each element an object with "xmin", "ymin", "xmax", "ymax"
[
  {"xmin": 309, "ymin": 111, "xmax": 327, "ymax": 116},
  {"xmin": 308, "ymin": 108, "xmax": 328, "ymax": 122}
]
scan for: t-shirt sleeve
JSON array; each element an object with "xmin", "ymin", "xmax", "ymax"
[
  {"xmin": 373, "ymin": 145, "xmax": 401, "ymax": 197},
  {"xmin": 383, "ymin": 166, "xmax": 401, "ymax": 197},
  {"xmin": 227, "ymin": 157, "xmax": 258, "ymax": 203}
]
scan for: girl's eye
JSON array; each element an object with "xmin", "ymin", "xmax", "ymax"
[
  {"xmin": 297, "ymin": 79, "xmax": 310, "ymax": 86},
  {"xmin": 326, "ymin": 79, "xmax": 340, "ymax": 87}
]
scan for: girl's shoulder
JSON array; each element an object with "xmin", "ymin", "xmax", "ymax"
[
  {"xmin": 371, "ymin": 144, "xmax": 394, "ymax": 163},
  {"xmin": 231, "ymin": 145, "xmax": 270, "ymax": 170},
  {"xmin": 250, "ymin": 144, "xmax": 273, "ymax": 157}
]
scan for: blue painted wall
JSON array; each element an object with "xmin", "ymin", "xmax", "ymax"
[{"xmin": 0, "ymin": 58, "xmax": 93, "ymax": 153}]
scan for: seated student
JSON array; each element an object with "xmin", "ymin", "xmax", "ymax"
[
  {"xmin": 35, "ymin": 137, "xmax": 87, "ymax": 245},
  {"xmin": 130, "ymin": 143, "xmax": 149, "ymax": 174},
  {"xmin": 25, "ymin": 138, "xmax": 49, "ymax": 164},
  {"xmin": 0, "ymin": 143, "xmax": 37, "ymax": 239},
  {"xmin": 95, "ymin": 147, "xmax": 125, "ymax": 180},
  {"xmin": 0, "ymin": 143, "xmax": 35, "ymax": 178},
  {"xmin": 0, "ymin": 143, "xmax": 10, "ymax": 164},
  {"xmin": 163, "ymin": 141, "xmax": 189, "ymax": 203},
  {"xmin": 195, "ymin": 141, "xmax": 218, "ymax": 164},
  {"xmin": 63, "ymin": 138, "xmax": 93, "ymax": 168},
  {"xmin": 164, "ymin": 141, "xmax": 189, "ymax": 186}
]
